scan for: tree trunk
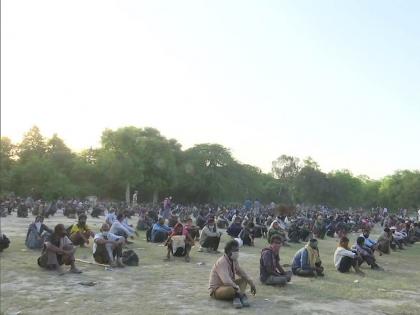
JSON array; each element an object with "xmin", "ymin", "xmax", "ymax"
[
  {"xmin": 126, "ymin": 183, "xmax": 130, "ymax": 205},
  {"xmin": 152, "ymin": 189, "xmax": 158, "ymax": 205}
]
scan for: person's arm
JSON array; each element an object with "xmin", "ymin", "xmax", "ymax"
[
  {"xmin": 45, "ymin": 242, "xmax": 64, "ymax": 254},
  {"xmin": 43, "ymin": 224, "xmax": 53, "ymax": 234},
  {"xmin": 217, "ymin": 261, "xmax": 239, "ymax": 290}
]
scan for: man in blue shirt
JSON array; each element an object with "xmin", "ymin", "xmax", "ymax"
[{"xmin": 151, "ymin": 217, "xmax": 172, "ymax": 243}]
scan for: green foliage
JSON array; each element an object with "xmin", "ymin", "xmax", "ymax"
[{"xmin": 2, "ymin": 126, "xmax": 419, "ymax": 209}]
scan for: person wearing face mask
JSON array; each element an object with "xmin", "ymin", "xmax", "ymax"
[
  {"xmin": 199, "ymin": 217, "xmax": 222, "ymax": 253},
  {"xmin": 291, "ymin": 238, "xmax": 324, "ymax": 277},
  {"xmin": 37, "ymin": 224, "xmax": 82, "ymax": 274},
  {"xmin": 209, "ymin": 240, "xmax": 256, "ymax": 309},
  {"xmin": 260, "ymin": 235, "xmax": 293, "ymax": 285},
  {"xmin": 69, "ymin": 214, "xmax": 94, "ymax": 247},
  {"xmin": 25, "ymin": 216, "xmax": 53, "ymax": 249},
  {"xmin": 93, "ymin": 223, "xmax": 125, "ymax": 267}
]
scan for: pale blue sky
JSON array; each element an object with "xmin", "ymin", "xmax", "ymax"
[{"xmin": 2, "ymin": 0, "xmax": 419, "ymax": 178}]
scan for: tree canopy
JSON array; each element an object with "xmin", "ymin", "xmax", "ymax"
[{"xmin": 1, "ymin": 125, "xmax": 419, "ymax": 210}]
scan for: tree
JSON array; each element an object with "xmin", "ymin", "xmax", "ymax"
[{"xmin": 18, "ymin": 126, "xmax": 47, "ymax": 162}]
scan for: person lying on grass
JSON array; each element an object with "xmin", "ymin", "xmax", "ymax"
[
  {"xmin": 164, "ymin": 223, "xmax": 194, "ymax": 262},
  {"xmin": 334, "ymin": 236, "xmax": 364, "ymax": 276},
  {"xmin": 68, "ymin": 213, "xmax": 94, "ymax": 247},
  {"xmin": 38, "ymin": 224, "xmax": 82, "ymax": 274},
  {"xmin": 209, "ymin": 240, "xmax": 256, "ymax": 309},
  {"xmin": 93, "ymin": 223, "xmax": 125, "ymax": 268},
  {"xmin": 291, "ymin": 238, "xmax": 324, "ymax": 277},
  {"xmin": 260, "ymin": 235, "xmax": 293, "ymax": 285},
  {"xmin": 354, "ymin": 236, "xmax": 383, "ymax": 271}
]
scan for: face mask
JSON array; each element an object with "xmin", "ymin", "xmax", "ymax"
[
  {"xmin": 35, "ymin": 222, "xmax": 42, "ymax": 231},
  {"xmin": 230, "ymin": 252, "xmax": 239, "ymax": 261},
  {"xmin": 102, "ymin": 231, "xmax": 109, "ymax": 237},
  {"xmin": 208, "ymin": 225, "xmax": 215, "ymax": 229}
]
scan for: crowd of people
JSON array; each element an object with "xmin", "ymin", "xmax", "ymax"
[{"xmin": 1, "ymin": 194, "xmax": 420, "ymax": 309}]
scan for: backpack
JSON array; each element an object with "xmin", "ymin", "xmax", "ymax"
[
  {"xmin": 0, "ymin": 234, "xmax": 10, "ymax": 251},
  {"xmin": 122, "ymin": 250, "xmax": 139, "ymax": 266}
]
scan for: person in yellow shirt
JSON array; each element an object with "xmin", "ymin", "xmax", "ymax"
[{"xmin": 69, "ymin": 214, "xmax": 94, "ymax": 247}]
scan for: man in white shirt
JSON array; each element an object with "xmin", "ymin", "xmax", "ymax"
[
  {"xmin": 334, "ymin": 236, "xmax": 364, "ymax": 276},
  {"xmin": 110, "ymin": 213, "xmax": 135, "ymax": 239},
  {"xmin": 93, "ymin": 223, "xmax": 125, "ymax": 267}
]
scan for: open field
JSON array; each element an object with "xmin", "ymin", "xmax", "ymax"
[{"xmin": 1, "ymin": 214, "xmax": 420, "ymax": 315}]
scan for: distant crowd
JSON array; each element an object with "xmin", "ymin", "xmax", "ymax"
[{"xmin": 1, "ymin": 194, "xmax": 420, "ymax": 309}]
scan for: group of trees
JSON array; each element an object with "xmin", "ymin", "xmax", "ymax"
[{"xmin": 1, "ymin": 126, "xmax": 419, "ymax": 210}]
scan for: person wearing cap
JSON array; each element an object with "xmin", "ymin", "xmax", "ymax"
[
  {"xmin": 69, "ymin": 214, "xmax": 94, "ymax": 247},
  {"xmin": 389, "ymin": 226, "xmax": 405, "ymax": 249},
  {"xmin": 209, "ymin": 240, "xmax": 256, "ymax": 309},
  {"xmin": 199, "ymin": 217, "xmax": 222, "ymax": 253},
  {"xmin": 291, "ymin": 239, "xmax": 324, "ymax": 277},
  {"xmin": 260, "ymin": 235, "xmax": 293, "ymax": 285},
  {"xmin": 334, "ymin": 236, "xmax": 364, "ymax": 276}
]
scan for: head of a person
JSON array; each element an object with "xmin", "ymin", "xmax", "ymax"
[
  {"xmin": 384, "ymin": 227, "xmax": 391, "ymax": 234},
  {"xmin": 356, "ymin": 236, "xmax": 365, "ymax": 246},
  {"xmin": 362, "ymin": 229, "xmax": 370, "ymax": 238},
  {"xmin": 247, "ymin": 222, "xmax": 254, "ymax": 230},
  {"xmin": 78, "ymin": 214, "xmax": 87, "ymax": 226},
  {"xmin": 54, "ymin": 224, "xmax": 66, "ymax": 237},
  {"xmin": 339, "ymin": 236, "xmax": 350, "ymax": 249},
  {"xmin": 272, "ymin": 221, "xmax": 280, "ymax": 230},
  {"xmin": 270, "ymin": 235, "xmax": 283, "ymax": 253},
  {"xmin": 174, "ymin": 223, "xmax": 183, "ymax": 235},
  {"xmin": 185, "ymin": 218, "xmax": 193, "ymax": 227},
  {"xmin": 35, "ymin": 216, "xmax": 44, "ymax": 223},
  {"xmin": 225, "ymin": 240, "xmax": 240, "ymax": 261},
  {"xmin": 234, "ymin": 216, "xmax": 242, "ymax": 224},
  {"xmin": 116, "ymin": 213, "xmax": 124, "ymax": 222},
  {"xmin": 158, "ymin": 217, "xmax": 165, "ymax": 225},
  {"xmin": 100, "ymin": 223, "xmax": 110, "ymax": 234},
  {"xmin": 207, "ymin": 217, "xmax": 215, "ymax": 228},
  {"xmin": 390, "ymin": 226, "xmax": 396, "ymax": 233},
  {"xmin": 308, "ymin": 238, "xmax": 318, "ymax": 249}
]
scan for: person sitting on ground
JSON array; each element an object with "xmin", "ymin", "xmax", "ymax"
[
  {"xmin": 334, "ymin": 236, "xmax": 364, "ymax": 276},
  {"xmin": 110, "ymin": 213, "xmax": 136, "ymax": 241},
  {"xmin": 93, "ymin": 223, "xmax": 125, "ymax": 267},
  {"xmin": 68, "ymin": 214, "xmax": 94, "ymax": 247},
  {"xmin": 25, "ymin": 216, "xmax": 53, "ymax": 249},
  {"xmin": 38, "ymin": 224, "xmax": 82, "ymax": 274},
  {"xmin": 267, "ymin": 220, "xmax": 288, "ymax": 244},
  {"xmin": 390, "ymin": 226, "xmax": 405, "ymax": 249},
  {"xmin": 360, "ymin": 229, "xmax": 382, "ymax": 255},
  {"xmin": 209, "ymin": 240, "xmax": 256, "ymax": 309},
  {"xmin": 354, "ymin": 236, "xmax": 383, "ymax": 270},
  {"xmin": 260, "ymin": 235, "xmax": 293, "ymax": 285},
  {"xmin": 17, "ymin": 202, "xmax": 29, "ymax": 218},
  {"xmin": 227, "ymin": 216, "xmax": 243, "ymax": 238},
  {"xmin": 151, "ymin": 217, "xmax": 172, "ymax": 243},
  {"xmin": 238, "ymin": 222, "xmax": 255, "ymax": 246},
  {"xmin": 291, "ymin": 238, "xmax": 324, "ymax": 277},
  {"xmin": 165, "ymin": 223, "xmax": 194, "ymax": 262},
  {"xmin": 199, "ymin": 217, "xmax": 222, "ymax": 253},
  {"xmin": 377, "ymin": 227, "xmax": 393, "ymax": 254},
  {"xmin": 0, "ymin": 229, "xmax": 10, "ymax": 252},
  {"xmin": 183, "ymin": 217, "xmax": 200, "ymax": 241}
]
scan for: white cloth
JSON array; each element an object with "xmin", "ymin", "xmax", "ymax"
[
  {"xmin": 334, "ymin": 247, "xmax": 355, "ymax": 269},
  {"xmin": 93, "ymin": 232, "xmax": 122, "ymax": 254}
]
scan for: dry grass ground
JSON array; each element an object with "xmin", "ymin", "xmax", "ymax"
[{"xmin": 1, "ymin": 213, "xmax": 420, "ymax": 315}]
